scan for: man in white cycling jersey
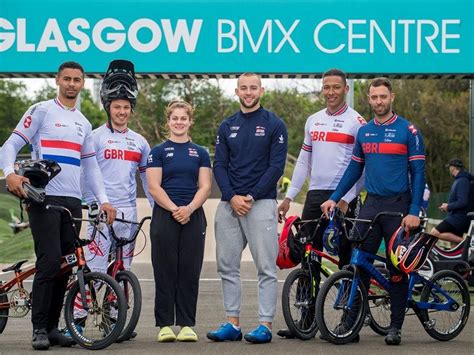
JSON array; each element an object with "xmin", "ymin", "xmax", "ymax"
[
  {"xmin": 82, "ymin": 60, "xmax": 152, "ymax": 274},
  {"xmin": 277, "ymin": 68, "xmax": 365, "ymax": 340},
  {"xmin": 0, "ymin": 61, "xmax": 116, "ymax": 350}
]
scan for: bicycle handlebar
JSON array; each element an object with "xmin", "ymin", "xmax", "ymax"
[
  {"xmin": 108, "ymin": 215, "xmax": 151, "ymax": 245},
  {"xmin": 336, "ymin": 211, "xmax": 405, "ymax": 243}
]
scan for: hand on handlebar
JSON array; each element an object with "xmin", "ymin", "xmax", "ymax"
[
  {"xmin": 401, "ymin": 214, "xmax": 420, "ymax": 232},
  {"xmin": 100, "ymin": 203, "xmax": 116, "ymax": 224},
  {"xmin": 320, "ymin": 200, "xmax": 337, "ymax": 219},
  {"xmin": 5, "ymin": 173, "xmax": 29, "ymax": 199}
]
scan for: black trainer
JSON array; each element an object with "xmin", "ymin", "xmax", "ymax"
[
  {"xmin": 48, "ymin": 328, "xmax": 75, "ymax": 347},
  {"xmin": 277, "ymin": 329, "xmax": 296, "ymax": 339},
  {"xmin": 32, "ymin": 328, "xmax": 50, "ymax": 350},
  {"xmin": 385, "ymin": 327, "xmax": 401, "ymax": 345}
]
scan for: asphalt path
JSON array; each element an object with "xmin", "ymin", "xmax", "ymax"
[{"xmin": 0, "ymin": 261, "xmax": 472, "ymax": 355}]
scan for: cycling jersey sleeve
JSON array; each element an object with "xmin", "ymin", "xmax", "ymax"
[
  {"xmin": 286, "ymin": 120, "xmax": 311, "ymax": 201},
  {"xmin": 139, "ymin": 138, "xmax": 154, "ymax": 207},
  {"xmin": 407, "ymin": 124, "xmax": 426, "ymax": 216},
  {"xmin": 330, "ymin": 134, "xmax": 365, "ymax": 202},
  {"xmin": 341, "ymin": 171, "xmax": 365, "ymax": 204},
  {"xmin": 0, "ymin": 104, "xmax": 45, "ymax": 176},
  {"xmin": 81, "ymin": 126, "xmax": 109, "ymax": 204},
  {"xmin": 340, "ymin": 116, "xmax": 365, "ymax": 204},
  {"xmin": 248, "ymin": 119, "xmax": 288, "ymax": 200},
  {"xmin": 213, "ymin": 122, "xmax": 236, "ymax": 201}
]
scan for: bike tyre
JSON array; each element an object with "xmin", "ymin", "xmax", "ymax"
[
  {"xmin": 419, "ymin": 270, "xmax": 470, "ymax": 341},
  {"xmin": 316, "ymin": 270, "xmax": 367, "ymax": 344},
  {"xmin": 64, "ymin": 272, "xmax": 127, "ymax": 350},
  {"xmin": 0, "ymin": 292, "xmax": 9, "ymax": 334},
  {"xmin": 115, "ymin": 270, "xmax": 142, "ymax": 342}
]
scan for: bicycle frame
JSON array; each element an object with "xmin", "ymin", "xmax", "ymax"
[{"xmin": 340, "ymin": 215, "xmax": 462, "ymax": 317}]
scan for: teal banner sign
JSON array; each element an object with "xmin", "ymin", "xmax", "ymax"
[{"xmin": 0, "ymin": 0, "xmax": 472, "ymax": 75}]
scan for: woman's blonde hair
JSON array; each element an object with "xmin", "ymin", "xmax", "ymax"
[
  {"xmin": 163, "ymin": 100, "xmax": 195, "ymax": 139},
  {"xmin": 165, "ymin": 100, "xmax": 194, "ymax": 121}
]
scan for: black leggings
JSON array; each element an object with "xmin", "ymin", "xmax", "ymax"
[
  {"xmin": 150, "ymin": 205, "xmax": 206, "ymax": 327},
  {"xmin": 28, "ymin": 196, "xmax": 82, "ymax": 331}
]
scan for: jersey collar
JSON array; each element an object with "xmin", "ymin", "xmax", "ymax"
[
  {"xmin": 54, "ymin": 97, "xmax": 77, "ymax": 112},
  {"xmin": 106, "ymin": 123, "xmax": 129, "ymax": 134},
  {"xmin": 374, "ymin": 112, "xmax": 398, "ymax": 126},
  {"xmin": 326, "ymin": 103, "xmax": 348, "ymax": 116}
]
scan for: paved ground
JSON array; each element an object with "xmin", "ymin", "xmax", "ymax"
[
  {"xmin": 0, "ymin": 261, "xmax": 472, "ymax": 354},
  {"xmin": 1, "ymin": 199, "xmax": 472, "ymax": 353}
]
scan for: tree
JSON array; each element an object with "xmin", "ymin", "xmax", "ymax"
[
  {"xmin": 261, "ymin": 88, "xmax": 324, "ymax": 157},
  {"xmin": 0, "ymin": 80, "xmax": 30, "ymax": 144},
  {"xmin": 132, "ymin": 79, "xmax": 236, "ymax": 149}
]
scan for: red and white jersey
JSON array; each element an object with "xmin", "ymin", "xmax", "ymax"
[
  {"xmin": 0, "ymin": 98, "xmax": 108, "ymax": 202},
  {"xmin": 82, "ymin": 124, "xmax": 152, "ymax": 208},
  {"xmin": 286, "ymin": 104, "xmax": 366, "ymax": 203}
]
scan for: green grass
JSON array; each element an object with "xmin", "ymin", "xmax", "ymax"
[{"xmin": 0, "ymin": 193, "xmax": 34, "ymax": 263}]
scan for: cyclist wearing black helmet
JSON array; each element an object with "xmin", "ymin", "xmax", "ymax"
[
  {"xmin": 0, "ymin": 61, "xmax": 116, "ymax": 351},
  {"xmin": 81, "ymin": 61, "xmax": 153, "ymax": 328}
]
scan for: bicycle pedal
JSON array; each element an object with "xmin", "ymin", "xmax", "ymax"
[{"xmin": 363, "ymin": 315, "xmax": 371, "ymax": 326}]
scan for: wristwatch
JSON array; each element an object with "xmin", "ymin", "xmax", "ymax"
[{"xmin": 247, "ymin": 194, "xmax": 255, "ymax": 202}]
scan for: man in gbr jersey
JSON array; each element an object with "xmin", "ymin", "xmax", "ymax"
[
  {"xmin": 321, "ymin": 77, "xmax": 426, "ymax": 346},
  {"xmin": 277, "ymin": 68, "xmax": 365, "ymax": 339},
  {"xmin": 0, "ymin": 62, "xmax": 116, "ymax": 350},
  {"xmin": 81, "ymin": 60, "xmax": 153, "ymax": 285}
]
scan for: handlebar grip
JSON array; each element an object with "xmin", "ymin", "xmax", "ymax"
[{"xmin": 383, "ymin": 212, "xmax": 405, "ymax": 218}]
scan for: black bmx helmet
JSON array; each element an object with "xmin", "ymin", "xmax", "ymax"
[
  {"xmin": 15, "ymin": 159, "xmax": 61, "ymax": 204},
  {"xmin": 100, "ymin": 59, "xmax": 138, "ymax": 112}
]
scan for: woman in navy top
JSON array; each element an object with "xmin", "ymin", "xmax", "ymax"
[{"xmin": 147, "ymin": 101, "xmax": 212, "ymax": 342}]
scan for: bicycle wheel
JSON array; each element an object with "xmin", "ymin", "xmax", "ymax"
[
  {"xmin": 282, "ymin": 269, "xmax": 319, "ymax": 339},
  {"xmin": 419, "ymin": 270, "xmax": 470, "ymax": 341},
  {"xmin": 0, "ymin": 292, "xmax": 9, "ymax": 333},
  {"xmin": 316, "ymin": 270, "xmax": 367, "ymax": 344},
  {"xmin": 64, "ymin": 272, "xmax": 127, "ymax": 350},
  {"xmin": 367, "ymin": 268, "xmax": 391, "ymax": 335},
  {"xmin": 115, "ymin": 270, "xmax": 142, "ymax": 342}
]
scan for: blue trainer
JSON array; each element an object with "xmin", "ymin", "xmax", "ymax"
[
  {"xmin": 244, "ymin": 324, "xmax": 272, "ymax": 344},
  {"xmin": 207, "ymin": 323, "xmax": 242, "ymax": 341}
]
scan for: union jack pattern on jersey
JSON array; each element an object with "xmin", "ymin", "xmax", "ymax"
[{"xmin": 5, "ymin": 98, "xmax": 104, "ymax": 200}]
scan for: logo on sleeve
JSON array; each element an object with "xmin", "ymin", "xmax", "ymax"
[
  {"xmin": 279, "ymin": 135, "xmax": 285, "ymax": 144},
  {"xmin": 23, "ymin": 115, "xmax": 32, "ymax": 128},
  {"xmin": 216, "ymin": 135, "xmax": 220, "ymax": 145},
  {"xmin": 408, "ymin": 124, "xmax": 418, "ymax": 135},
  {"xmin": 357, "ymin": 116, "xmax": 367, "ymax": 125},
  {"xmin": 147, "ymin": 154, "xmax": 153, "ymax": 163}
]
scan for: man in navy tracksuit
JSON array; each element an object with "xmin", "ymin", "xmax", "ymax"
[
  {"xmin": 207, "ymin": 73, "xmax": 288, "ymax": 344},
  {"xmin": 322, "ymin": 77, "xmax": 426, "ymax": 346},
  {"xmin": 431, "ymin": 158, "xmax": 472, "ymax": 245}
]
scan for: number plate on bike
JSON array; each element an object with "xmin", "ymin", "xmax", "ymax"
[{"xmin": 65, "ymin": 254, "xmax": 77, "ymax": 265}]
